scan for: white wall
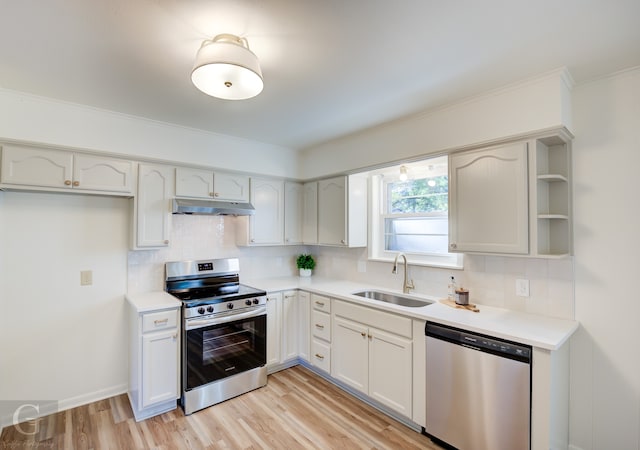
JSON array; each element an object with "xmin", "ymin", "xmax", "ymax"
[
  {"xmin": 0, "ymin": 89, "xmax": 298, "ymax": 179},
  {"xmin": 0, "ymin": 191, "xmax": 129, "ymax": 425},
  {"xmin": 300, "ymin": 68, "xmax": 573, "ymax": 178},
  {"xmin": 569, "ymin": 67, "xmax": 640, "ymax": 450}
]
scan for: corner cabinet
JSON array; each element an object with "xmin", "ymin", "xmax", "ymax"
[
  {"xmin": 317, "ymin": 174, "xmax": 367, "ymax": 247},
  {"xmin": 237, "ymin": 177, "xmax": 284, "ymax": 246},
  {"xmin": 127, "ymin": 299, "xmax": 180, "ymax": 422},
  {"xmin": 1, "ymin": 144, "xmax": 134, "ymax": 195},
  {"xmin": 284, "ymin": 182, "xmax": 303, "ymax": 245},
  {"xmin": 302, "ymin": 182, "xmax": 318, "ymax": 244},
  {"xmin": 449, "ymin": 131, "xmax": 573, "ymax": 257},
  {"xmin": 133, "ymin": 163, "xmax": 174, "ymax": 249},
  {"xmin": 175, "ymin": 167, "xmax": 249, "ymax": 202}
]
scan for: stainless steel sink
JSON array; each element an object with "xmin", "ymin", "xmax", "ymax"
[{"xmin": 352, "ymin": 290, "xmax": 433, "ymax": 308}]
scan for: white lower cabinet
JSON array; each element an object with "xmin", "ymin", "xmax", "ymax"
[
  {"xmin": 310, "ymin": 294, "xmax": 332, "ymax": 373},
  {"xmin": 128, "ymin": 305, "xmax": 180, "ymax": 422},
  {"xmin": 332, "ymin": 299, "xmax": 413, "ymax": 418},
  {"xmin": 266, "ymin": 292, "xmax": 282, "ymax": 368},
  {"xmin": 282, "ymin": 290, "xmax": 299, "ymax": 362},
  {"xmin": 298, "ymin": 291, "xmax": 311, "ymax": 362}
]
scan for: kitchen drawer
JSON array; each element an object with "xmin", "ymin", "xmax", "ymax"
[
  {"xmin": 311, "ymin": 339, "xmax": 331, "ymax": 373},
  {"xmin": 311, "ymin": 294, "xmax": 331, "ymax": 313},
  {"xmin": 142, "ymin": 309, "xmax": 178, "ymax": 333},
  {"xmin": 312, "ymin": 310, "xmax": 331, "ymax": 341}
]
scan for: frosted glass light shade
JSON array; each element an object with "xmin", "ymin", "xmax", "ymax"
[{"xmin": 191, "ymin": 34, "xmax": 263, "ymax": 100}]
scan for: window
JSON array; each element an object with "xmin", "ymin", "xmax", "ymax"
[{"xmin": 369, "ymin": 156, "xmax": 463, "ymax": 268}]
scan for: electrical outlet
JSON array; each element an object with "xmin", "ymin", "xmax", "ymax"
[
  {"xmin": 516, "ymin": 278, "xmax": 530, "ymax": 297},
  {"xmin": 80, "ymin": 270, "xmax": 93, "ymax": 286}
]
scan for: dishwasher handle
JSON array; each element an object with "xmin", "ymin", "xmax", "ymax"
[{"xmin": 426, "ymin": 321, "xmax": 531, "ymax": 363}]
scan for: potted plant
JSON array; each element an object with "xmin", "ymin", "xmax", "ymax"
[{"xmin": 296, "ymin": 254, "xmax": 316, "ymax": 277}]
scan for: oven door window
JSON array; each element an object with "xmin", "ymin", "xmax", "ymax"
[{"xmin": 185, "ymin": 314, "xmax": 266, "ymax": 390}]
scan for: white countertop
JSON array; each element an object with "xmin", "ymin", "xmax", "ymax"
[
  {"xmin": 244, "ymin": 276, "xmax": 578, "ymax": 351},
  {"xmin": 126, "ymin": 291, "xmax": 181, "ymax": 313}
]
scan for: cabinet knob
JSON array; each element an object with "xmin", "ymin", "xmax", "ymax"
[
  {"xmin": 450, "ymin": 243, "xmax": 457, "ymax": 249},
  {"xmin": 73, "ymin": 181, "xmax": 80, "ymax": 187},
  {"xmin": 64, "ymin": 180, "xmax": 72, "ymax": 186},
  {"xmin": 250, "ymin": 239, "xmax": 255, "ymax": 243},
  {"xmin": 361, "ymin": 332, "xmax": 366, "ymax": 337},
  {"xmin": 214, "ymin": 192, "xmax": 219, "ymax": 197},
  {"xmin": 164, "ymin": 240, "xmax": 169, "ymax": 245},
  {"xmin": 209, "ymin": 192, "xmax": 215, "ymax": 197},
  {"xmin": 341, "ymin": 239, "xmax": 346, "ymax": 245}
]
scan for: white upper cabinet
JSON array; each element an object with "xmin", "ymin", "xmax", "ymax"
[
  {"xmin": 449, "ymin": 142, "xmax": 530, "ymax": 255},
  {"xmin": 303, "ymin": 181, "xmax": 318, "ymax": 244},
  {"xmin": 1, "ymin": 144, "xmax": 133, "ymax": 195},
  {"xmin": 237, "ymin": 177, "xmax": 284, "ymax": 246},
  {"xmin": 175, "ymin": 167, "xmax": 249, "ymax": 202},
  {"xmin": 317, "ymin": 174, "xmax": 367, "ymax": 247},
  {"xmin": 134, "ymin": 164, "xmax": 173, "ymax": 249},
  {"xmin": 449, "ymin": 131, "xmax": 573, "ymax": 258},
  {"xmin": 284, "ymin": 182, "xmax": 303, "ymax": 245}
]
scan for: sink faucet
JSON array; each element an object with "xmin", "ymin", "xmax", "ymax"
[{"xmin": 392, "ymin": 253, "xmax": 415, "ymax": 294}]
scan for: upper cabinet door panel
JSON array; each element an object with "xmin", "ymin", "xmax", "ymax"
[
  {"xmin": 1, "ymin": 145, "xmax": 73, "ymax": 188},
  {"xmin": 175, "ymin": 167, "xmax": 214, "ymax": 198},
  {"xmin": 73, "ymin": 154, "xmax": 133, "ymax": 193},
  {"xmin": 284, "ymin": 181, "xmax": 303, "ymax": 244},
  {"xmin": 318, "ymin": 176, "xmax": 347, "ymax": 246},
  {"xmin": 214, "ymin": 172, "xmax": 250, "ymax": 202},
  {"xmin": 449, "ymin": 142, "xmax": 529, "ymax": 254}
]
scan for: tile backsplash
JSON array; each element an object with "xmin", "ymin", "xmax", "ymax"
[{"xmin": 128, "ymin": 216, "xmax": 574, "ymax": 320}]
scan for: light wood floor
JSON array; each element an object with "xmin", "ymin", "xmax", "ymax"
[{"xmin": 1, "ymin": 365, "xmax": 443, "ymax": 449}]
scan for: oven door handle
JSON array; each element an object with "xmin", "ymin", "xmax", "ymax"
[{"xmin": 185, "ymin": 306, "xmax": 266, "ymax": 330}]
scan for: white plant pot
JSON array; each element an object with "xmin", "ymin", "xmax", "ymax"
[{"xmin": 299, "ymin": 268, "xmax": 312, "ymax": 277}]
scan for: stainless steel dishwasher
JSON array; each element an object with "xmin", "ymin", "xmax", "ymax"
[{"xmin": 425, "ymin": 322, "xmax": 531, "ymax": 450}]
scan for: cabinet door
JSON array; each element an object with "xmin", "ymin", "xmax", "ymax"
[
  {"xmin": 1, "ymin": 145, "xmax": 73, "ymax": 188},
  {"xmin": 298, "ymin": 291, "xmax": 311, "ymax": 362},
  {"xmin": 318, "ymin": 176, "xmax": 347, "ymax": 246},
  {"xmin": 369, "ymin": 328, "xmax": 413, "ymax": 417},
  {"xmin": 249, "ymin": 178, "xmax": 284, "ymax": 245},
  {"xmin": 214, "ymin": 172, "xmax": 250, "ymax": 202},
  {"xmin": 303, "ymin": 182, "xmax": 318, "ymax": 244},
  {"xmin": 136, "ymin": 164, "xmax": 173, "ymax": 248},
  {"xmin": 175, "ymin": 167, "xmax": 214, "ymax": 199},
  {"xmin": 141, "ymin": 329, "xmax": 178, "ymax": 408},
  {"xmin": 73, "ymin": 154, "xmax": 134, "ymax": 193},
  {"xmin": 449, "ymin": 142, "xmax": 529, "ymax": 254},
  {"xmin": 332, "ymin": 316, "xmax": 368, "ymax": 393},
  {"xmin": 284, "ymin": 182, "xmax": 303, "ymax": 244},
  {"xmin": 266, "ymin": 293, "xmax": 282, "ymax": 367},
  {"xmin": 282, "ymin": 291, "xmax": 299, "ymax": 361}
]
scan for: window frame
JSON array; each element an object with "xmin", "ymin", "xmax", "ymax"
[{"xmin": 368, "ymin": 161, "xmax": 463, "ymax": 270}]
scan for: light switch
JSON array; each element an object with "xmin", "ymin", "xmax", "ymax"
[{"xmin": 80, "ymin": 270, "xmax": 93, "ymax": 286}]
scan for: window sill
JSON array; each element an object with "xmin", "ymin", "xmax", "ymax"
[{"xmin": 368, "ymin": 256, "xmax": 464, "ymax": 270}]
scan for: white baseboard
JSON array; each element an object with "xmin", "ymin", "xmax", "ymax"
[{"xmin": 1, "ymin": 383, "xmax": 128, "ymax": 429}]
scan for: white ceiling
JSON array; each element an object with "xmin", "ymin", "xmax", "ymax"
[{"xmin": 1, "ymin": 0, "xmax": 639, "ymax": 151}]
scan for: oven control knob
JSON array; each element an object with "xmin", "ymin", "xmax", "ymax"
[
  {"xmin": 253, "ymin": 298, "xmax": 260, "ymax": 305},
  {"xmin": 245, "ymin": 299, "xmax": 252, "ymax": 306},
  {"xmin": 227, "ymin": 303, "xmax": 234, "ymax": 310},
  {"xmin": 207, "ymin": 306, "xmax": 214, "ymax": 313},
  {"xmin": 197, "ymin": 307, "xmax": 205, "ymax": 315}
]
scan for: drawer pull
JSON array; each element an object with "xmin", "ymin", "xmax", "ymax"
[
  {"xmin": 154, "ymin": 318, "xmax": 169, "ymax": 325},
  {"xmin": 314, "ymin": 354, "xmax": 325, "ymax": 360},
  {"xmin": 315, "ymin": 324, "xmax": 324, "ymax": 329},
  {"xmin": 315, "ymin": 301, "xmax": 325, "ymax": 306}
]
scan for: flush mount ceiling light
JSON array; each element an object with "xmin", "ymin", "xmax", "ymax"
[{"xmin": 191, "ymin": 34, "xmax": 263, "ymax": 100}]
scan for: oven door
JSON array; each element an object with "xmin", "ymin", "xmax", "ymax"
[{"xmin": 183, "ymin": 307, "xmax": 266, "ymax": 391}]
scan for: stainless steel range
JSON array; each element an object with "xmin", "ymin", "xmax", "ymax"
[{"xmin": 165, "ymin": 258, "xmax": 267, "ymax": 415}]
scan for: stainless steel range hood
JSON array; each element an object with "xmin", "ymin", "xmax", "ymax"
[{"xmin": 172, "ymin": 198, "xmax": 255, "ymax": 216}]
